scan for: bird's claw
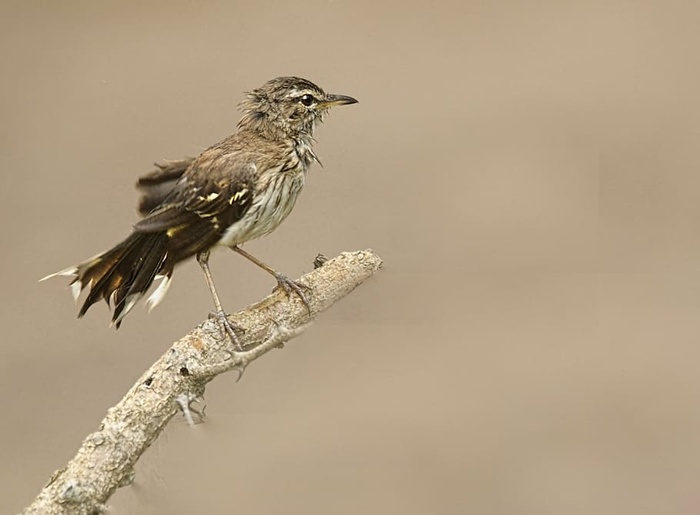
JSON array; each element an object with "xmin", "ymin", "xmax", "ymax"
[
  {"xmin": 273, "ymin": 274, "xmax": 311, "ymax": 314},
  {"xmin": 208, "ymin": 310, "xmax": 244, "ymax": 351}
]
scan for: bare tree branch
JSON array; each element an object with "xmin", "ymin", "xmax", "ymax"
[{"xmin": 23, "ymin": 249, "xmax": 383, "ymax": 515}]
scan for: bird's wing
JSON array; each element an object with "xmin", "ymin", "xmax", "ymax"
[
  {"xmin": 133, "ymin": 158, "xmax": 257, "ymax": 257},
  {"xmin": 136, "ymin": 158, "xmax": 195, "ymax": 215}
]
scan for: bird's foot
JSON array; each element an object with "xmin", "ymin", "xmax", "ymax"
[
  {"xmin": 273, "ymin": 273, "xmax": 311, "ymax": 314},
  {"xmin": 208, "ymin": 310, "xmax": 245, "ymax": 351}
]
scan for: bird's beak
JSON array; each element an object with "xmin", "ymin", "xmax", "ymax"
[{"xmin": 319, "ymin": 94, "xmax": 359, "ymax": 108}]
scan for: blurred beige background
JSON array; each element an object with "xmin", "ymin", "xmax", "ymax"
[{"xmin": 3, "ymin": 1, "xmax": 700, "ymax": 513}]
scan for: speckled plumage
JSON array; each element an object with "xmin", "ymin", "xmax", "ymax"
[{"xmin": 43, "ymin": 77, "xmax": 357, "ymax": 327}]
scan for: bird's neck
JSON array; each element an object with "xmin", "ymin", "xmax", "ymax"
[
  {"xmin": 294, "ymin": 134, "xmax": 321, "ymax": 167},
  {"xmin": 237, "ymin": 111, "xmax": 315, "ymax": 141},
  {"xmin": 237, "ymin": 113, "xmax": 319, "ymax": 166}
]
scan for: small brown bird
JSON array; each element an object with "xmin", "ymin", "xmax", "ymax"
[{"xmin": 43, "ymin": 77, "xmax": 357, "ymax": 342}]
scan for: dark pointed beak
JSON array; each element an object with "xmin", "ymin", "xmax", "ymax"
[{"xmin": 320, "ymin": 94, "xmax": 358, "ymax": 108}]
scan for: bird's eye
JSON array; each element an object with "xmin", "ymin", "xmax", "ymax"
[{"xmin": 299, "ymin": 94, "xmax": 315, "ymax": 107}]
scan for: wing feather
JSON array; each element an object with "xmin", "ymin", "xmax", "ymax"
[
  {"xmin": 136, "ymin": 158, "xmax": 195, "ymax": 215},
  {"xmin": 132, "ymin": 158, "xmax": 257, "ymax": 259}
]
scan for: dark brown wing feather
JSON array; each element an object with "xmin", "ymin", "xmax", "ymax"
[
  {"xmin": 133, "ymin": 159, "xmax": 257, "ymax": 261},
  {"xmin": 137, "ymin": 158, "xmax": 195, "ymax": 186},
  {"xmin": 137, "ymin": 158, "xmax": 195, "ymax": 215}
]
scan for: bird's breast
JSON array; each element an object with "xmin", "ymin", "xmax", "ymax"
[{"xmin": 217, "ymin": 162, "xmax": 307, "ymax": 247}]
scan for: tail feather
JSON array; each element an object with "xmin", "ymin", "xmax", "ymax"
[
  {"xmin": 78, "ymin": 241, "xmax": 135, "ymax": 316},
  {"xmin": 110, "ymin": 234, "xmax": 170, "ymax": 325},
  {"xmin": 45, "ymin": 232, "xmax": 173, "ymax": 327}
]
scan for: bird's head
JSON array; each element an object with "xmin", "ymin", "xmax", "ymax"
[{"xmin": 238, "ymin": 77, "xmax": 358, "ymax": 138}]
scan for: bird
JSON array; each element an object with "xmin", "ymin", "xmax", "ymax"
[{"xmin": 42, "ymin": 76, "xmax": 358, "ymax": 344}]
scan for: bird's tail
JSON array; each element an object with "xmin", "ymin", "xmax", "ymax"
[{"xmin": 41, "ymin": 232, "xmax": 173, "ymax": 327}]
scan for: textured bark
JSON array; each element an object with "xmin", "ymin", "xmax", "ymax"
[{"xmin": 23, "ymin": 249, "xmax": 382, "ymax": 515}]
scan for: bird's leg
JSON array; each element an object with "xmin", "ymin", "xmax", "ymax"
[
  {"xmin": 196, "ymin": 250, "xmax": 243, "ymax": 350},
  {"xmin": 231, "ymin": 246, "xmax": 311, "ymax": 313}
]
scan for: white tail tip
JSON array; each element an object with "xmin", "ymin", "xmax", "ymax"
[
  {"xmin": 39, "ymin": 266, "xmax": 78, "ymax": 283},
  {"xmin": 146, "ymin": 274, "xmax": 172, "ymax": 312}
]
